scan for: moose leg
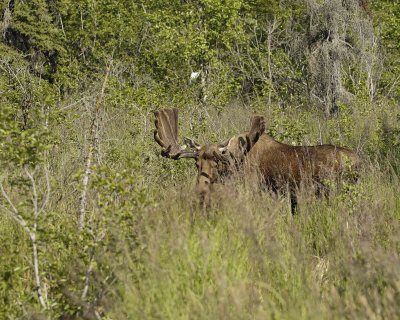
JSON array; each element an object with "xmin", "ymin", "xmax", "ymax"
[
  {"xmin": 315, "ymin": 182, "xmax": 324, "ymax": 198},
  {"xmin": 290, "ymin": 191, "xmax": 298, "ymax": 215},
  {"xmin": 315, "ymin": 181, "xmax": 330, "ymax": 200}
]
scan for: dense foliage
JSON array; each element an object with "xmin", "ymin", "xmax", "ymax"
[{"xmin": 0, "ymin": 0, "xmax": 399, "ymax": 319}]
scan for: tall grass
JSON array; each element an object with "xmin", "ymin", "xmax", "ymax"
[
  {"xmin": 1, "ymin": 102, "xmax": 399, "ymax": 319},
  {"xmin": 107, "ymin": 160, "xmax": 400, "ymax": 319}
]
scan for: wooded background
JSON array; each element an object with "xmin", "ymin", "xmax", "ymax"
[{"xmin": 1, "ymin": 1, "xmax": 399, "ymax": 319}]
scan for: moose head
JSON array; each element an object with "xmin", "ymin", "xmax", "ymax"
[{"xmin": 154, "ymin": 108, "xmax": 265, "ymax": 208}]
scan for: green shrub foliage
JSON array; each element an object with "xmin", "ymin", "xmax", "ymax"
[{"xmin": 0, "ymin": 0, "xmax": 399, "ymax": 319}]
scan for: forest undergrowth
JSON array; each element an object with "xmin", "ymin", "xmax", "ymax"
[
  {"xmin": 2, "ymin": 102, "xmax": 400, "ymax": 319},
  {"xmin": 1, "ymin": 0, "xmax": 399, "ymax": 319}
]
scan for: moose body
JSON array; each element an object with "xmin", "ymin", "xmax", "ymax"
[
  {"xmin": 243, "ymin": 134, "xmax": 359, "ymax": 212},
  {"xmin": 154, "ymin": 108, "xmax": 359, "ymax": 214}
]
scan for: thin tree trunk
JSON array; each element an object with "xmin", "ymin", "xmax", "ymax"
[
  {"xmin": 25, "ymin": 166, "xmax": 48, "ymax": 309},
  {"xmin": 326, "ymin": 5, "xmax": 341, "ymax": 117},
  {"xmin": 30, "ymin": 232, "xmax": 47, "ymax": 308},
  {"xmin": 1, "ymin": 165, "xmax": 50, "ymax": 310},
  {"xmin": 81, "ymin": 249, "xmax": 94, "ymax": 300},
  {"xmin": 199, "ymin": 59, "xmax": 208, "ymax": 106},
  {"xmin": 79, "ymin": 61, "xmax": 112, "ymax": 230},
  {"xmin": 267, "ymin": 24, "xmax": 273, "ymax": 105}
]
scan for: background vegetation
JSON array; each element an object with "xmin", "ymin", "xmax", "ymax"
[{"xmin": 0, "ymin": 0, "xmax": 399, "ymax": 319}]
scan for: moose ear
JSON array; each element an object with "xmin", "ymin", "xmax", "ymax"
[
  {"xmin": 217, "ymin": 139, "xmax": 230, "ymax": 152},
  {"xmin": 184, "ymin": 137, "xmax": 201, "ymax": 150},
  {"xmin": 248, "ymin": 116, "xmax": 265, "ymax": 146}
]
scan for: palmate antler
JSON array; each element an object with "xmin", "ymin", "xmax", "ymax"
[{"xmin": 154, "ymin": 108, "xmax": 198, "ymax": 159}]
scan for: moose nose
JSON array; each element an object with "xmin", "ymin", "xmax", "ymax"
[{"xmin": 197, "ymin": 175, "xmax": 211, "ymax": 207}]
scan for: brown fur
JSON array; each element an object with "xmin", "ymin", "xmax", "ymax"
[
  {"xmin": 195, "ymin": 134, "xmax": 359, "ymax": 214},
  {"xmin": 154, "ymin": 108, "xmax": 360, "ymax": 214},
  {"xmin": 244, "ymin": 134, "xmax": 360, "ymax": 213},
  {"xmin": 247, "ymin": 134, "xmax": 359, "ymax": 187}
]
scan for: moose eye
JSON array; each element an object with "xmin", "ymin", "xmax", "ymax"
[{"xmin": 238, "ymin": 137, "xmax": 246, "ymax": 149}]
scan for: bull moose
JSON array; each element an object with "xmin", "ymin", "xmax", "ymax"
[{"xmin": 154, "ymin": 108, "xmax": 360, "ymax": 214}]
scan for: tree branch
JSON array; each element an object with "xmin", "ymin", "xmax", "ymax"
[
  {"xmin": 0, "ymin": 176, "xmax": 47, "ymax": 309},
  {"xmin": 79, "ymin": 60, "xmax": 113, "ymax": 230}
]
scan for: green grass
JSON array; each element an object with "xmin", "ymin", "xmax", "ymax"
[
  {"xmin": 1, "ymin": 105, "xmax": 400, "ymax": 319},
  {"xmin": 108, "ymin": 162, "xmax": 400, "ymax": 320}
]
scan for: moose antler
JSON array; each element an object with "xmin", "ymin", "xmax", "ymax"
[{"xmin": 154, "ymin": 108, "xmax": 198, "ymax": 159}]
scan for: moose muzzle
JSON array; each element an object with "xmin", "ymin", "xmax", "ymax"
[{"xmin": 196, "ymin": 172, "xmax": 212, "ymax": 208}]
